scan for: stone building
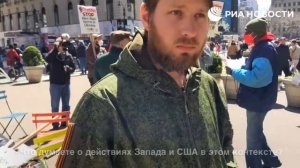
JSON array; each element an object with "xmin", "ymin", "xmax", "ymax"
[
  {"xmin": 0, "ymin": 0, "xmax": 143, "ymax": 46},
  {"xmin": 269, "ymin": 0, "xmax": 300, "ymax": 39},
  {"xmin": 237, "ymin": 0, "xmax": 258, "ymax": 35}
]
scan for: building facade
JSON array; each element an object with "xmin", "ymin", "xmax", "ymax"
[
  {"xmin": 269, "ymin": 0, "xmax": 300, "ymax": 39},
  {"xmin": 218, "ymin": 0, "xmax": 238, "ymax": 33},
  {"xmin": 237, "ymin": 0, "xmax": 258, "ymax": 35},
  {"xmin": 0, "ymin": 0, "xmax": 143, "ymax": 46}
]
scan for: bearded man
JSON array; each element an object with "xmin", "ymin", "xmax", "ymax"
[{"xmin": 64, "ymin": 0, "xmax": 235, "ymax": 167}]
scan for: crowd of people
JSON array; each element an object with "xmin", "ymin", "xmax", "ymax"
[{"xmin": 205, "ymin": 35, "xmax": 300, "ymax": 77}]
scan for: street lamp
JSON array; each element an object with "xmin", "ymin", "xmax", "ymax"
[{"xmin": 118, "ymin": 0, "xmax": 126, "ymax": 30}]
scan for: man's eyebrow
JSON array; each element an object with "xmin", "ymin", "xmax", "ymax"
[{"xmin": 169, "ymin": 4, "xmax": 207, "ymax": 12}]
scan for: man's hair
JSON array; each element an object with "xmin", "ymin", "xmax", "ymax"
[
  {"xmin": 110, "ymin": 30, "xmax": 131, "ymax": 45},
  {"xmin": 143, "ymin": 0, "xmax": 213, "ymax": 14},
  {"xmin": 59, "ymin": 41, "xmax": 69, "ymax": 52}
]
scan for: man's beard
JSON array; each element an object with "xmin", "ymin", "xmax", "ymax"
[{"xmin": 147, "ymin": 23, "xmax": 205, "ymax": 72}]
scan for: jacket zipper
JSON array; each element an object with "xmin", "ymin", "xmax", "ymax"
[{"xmin": 183, "ymin": 88, "xmax": 201, "ymax": 168}]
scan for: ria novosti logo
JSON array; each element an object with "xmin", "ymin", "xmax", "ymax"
[
  {"xmin": 207, "ymin": 1, "xmax": 223, "ymax": 22},
  {"xmin": 208, "ymin": 6, "xmax": 222, "ymax": 22},
  {"xmin": 207, "ymin": 1, "xmax": 294, "ymax": 22},
  {"xmin": 225, "ymin": 10, "xmax": 294, "ymax": 18}
]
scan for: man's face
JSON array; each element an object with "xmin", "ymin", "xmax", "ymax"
[
  {"xmin": 94, "ymin": 37, "xmax": 99, "ymax": 43},
  {"xmin": 141, "ymin": 0, "xmax": 209, "ymax": 72},
  {"xmin": 280, "ymin": 39, "xmax": 286, "ymax": 45},
  {"xmin": 58, "ymin": 45, "xmax": 64, "ymax": 53}
]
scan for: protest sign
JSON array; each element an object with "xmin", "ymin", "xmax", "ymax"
[{"xmin": 77, "ymin": 5, "xmax": 100, "ymax": 34}]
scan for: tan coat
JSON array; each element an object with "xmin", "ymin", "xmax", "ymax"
[
  {"xmin": 227, "ymin": 44, "xmax": 238, "ymax": 59},
  {"xmin": 289, "ymin": 45, "xmax": 300, "ymax": 60},
  {"xmin": 87, "ymin": 43, "xmax": 100, "ymax": 79}
]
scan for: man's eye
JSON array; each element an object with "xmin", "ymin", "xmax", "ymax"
[
  {"xmin": 195, "ymin": 13, "xmax": 206, "ymax": 18},
  {"xmin": 170, "ymin": 10, "xmax": 182, "ymax": 16}
]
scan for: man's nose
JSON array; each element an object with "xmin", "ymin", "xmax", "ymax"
[{"xmin": 180, "ymin": 17, "xmax": 197, "ymax": 38}]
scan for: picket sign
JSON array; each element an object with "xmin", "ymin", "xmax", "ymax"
[{"xmin": 77, "ymin": 5, "xmax": 101, "ymax": 61}]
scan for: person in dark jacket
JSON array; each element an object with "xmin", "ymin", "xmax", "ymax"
[
  {"xmin": 226, "ymin": 17, "xmax": 281, "ymax": 168},
  {"xmin": 45, "ymin": 39, "xmax": 75, "ymax": 129},
  {"xmin": 276, "ymin": 37, "xmax": 292, "ymax": 76},
  {"xmin": 93, "ymin": 30, "xmax": 131, "ymax": 82},
  {"xmin": 76, "ymin": 40, "xmax": 87, "ymax": 75}
]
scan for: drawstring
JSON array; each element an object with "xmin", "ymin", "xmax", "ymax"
[{"xmin": 152, "ymin": 81, "xmax": 173, "ymax": 96}]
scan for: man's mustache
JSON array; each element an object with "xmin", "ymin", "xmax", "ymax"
[{"xmin": 175, "ymin": 37, "xmax": 199, "ymax": 45}]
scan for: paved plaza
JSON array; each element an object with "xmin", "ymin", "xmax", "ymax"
[{"xmin": 1, "ymin": 73, "xmax": 300, "ymax": 167}]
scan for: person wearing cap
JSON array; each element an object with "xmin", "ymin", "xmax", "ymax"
[
  {"xmin": 86, "ymin": 33, "xmax": 107, "ymax": 85},
  {"xmin": 45, "ymin": 40, "xmax": 75, "ymax": 130},
  {"xmin": 289, "ymin": 39, "xmax": 300, "ymax": 71},
  {"xmin": 60, "ymin": 33, "xmax": 77, "ymax": 61},
  {"xmin": 276, "ymin": 37, "xmax": 292, "ymax": 77},
  {"xmin": 64, "ymin": 0, "xmax": 235, "ymax": 167},
  {"xmin": 93, "ymin": 30, "xmax": 132, "ymax": 82},
  {"xmin": 226, "ymin": 17, "xmax": 281, "ymax": 168}
]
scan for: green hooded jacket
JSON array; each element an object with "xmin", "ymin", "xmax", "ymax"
[{"xmin": 63, "ymin": 30, "xmax": 234, "ymax": 168}]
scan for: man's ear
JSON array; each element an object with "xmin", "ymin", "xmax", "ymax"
[{"xmin": 140, "ymin": 3, "xmax": 150, "ymax": 31}]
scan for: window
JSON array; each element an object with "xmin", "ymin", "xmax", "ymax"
[
  {"xmin": 92, "ymin": 0, "xmax": 98, "ymax": 6},
  {"xmin": 41, "ymin": 7, "xmax": 47, "ymax": 27},
  {"xmin": 79, "ymin": 0, "xmax": 85, "ymax": 5},
  {"xmin": 17, "ymin": 13, "xmax": 21, "ymax": 29},
  {"xmin": 127, "ymin": 0, "xmax": 135, "ymax": 19},
  {"xmin": 54, "ymin": 4, "xmax": 59, "ymax": 26},
  {"xmin": 25, "ymin": 11, "xmax": 28, "ymax": 30},
  {"xmin": 68, "ymin": 2, "xmax": 73, "ymax": 24},
  {"xmin": 284, "ymin": 3, "xmax": 286, "ymax": 7},
  {"xmin": 33, "ymin": 9, "xmax": 38, "ymax": 29},
  {"xmin": 106, "ymin": 0, "xmax": 113, "ymax": 20},
  {"xmin": 279, "ymin": 3, "xmax": 281, "ymax": 7},
  {"xmin": 275, "ymin": 4, "xmax": 277, "ymax": 8},
  {"xmin": 293, "ymin": 2, "xmax": 296, "ymax": 6},
  {"xmin": 288, "ymin": 2, "xmax": 291, "ymax": 7},
  {"xmin": 298, "ymin": 2, "xmax": 300, "ymax": 5},
  {"xmin": 9, "ymin": 14, "xmax": 12, "ymax": 30},
  {"xmin": 2, "ymin": 15, "xmax": 4, "ymax": 31},
  {"xmin": 298, "ymin": 8, "xmax": 300, "ymax": 12}
]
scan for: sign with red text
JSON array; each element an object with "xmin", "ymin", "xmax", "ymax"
[{"xmin": 77, "ymin": 5, "xmax": 100, "ymax": 34}]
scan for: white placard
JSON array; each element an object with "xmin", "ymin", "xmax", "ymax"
[
  {"xmin": 77, "ymin": 5, "xmax": 100, "ymax": 34},
  {"xmin": 226, "ymin": 57, "xmax": 246, "ymax": 70}
]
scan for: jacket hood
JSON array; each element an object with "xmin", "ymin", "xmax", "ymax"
[{"xmin": 110, "ymin": 30, "xmax": 202, "ymax": 96}]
